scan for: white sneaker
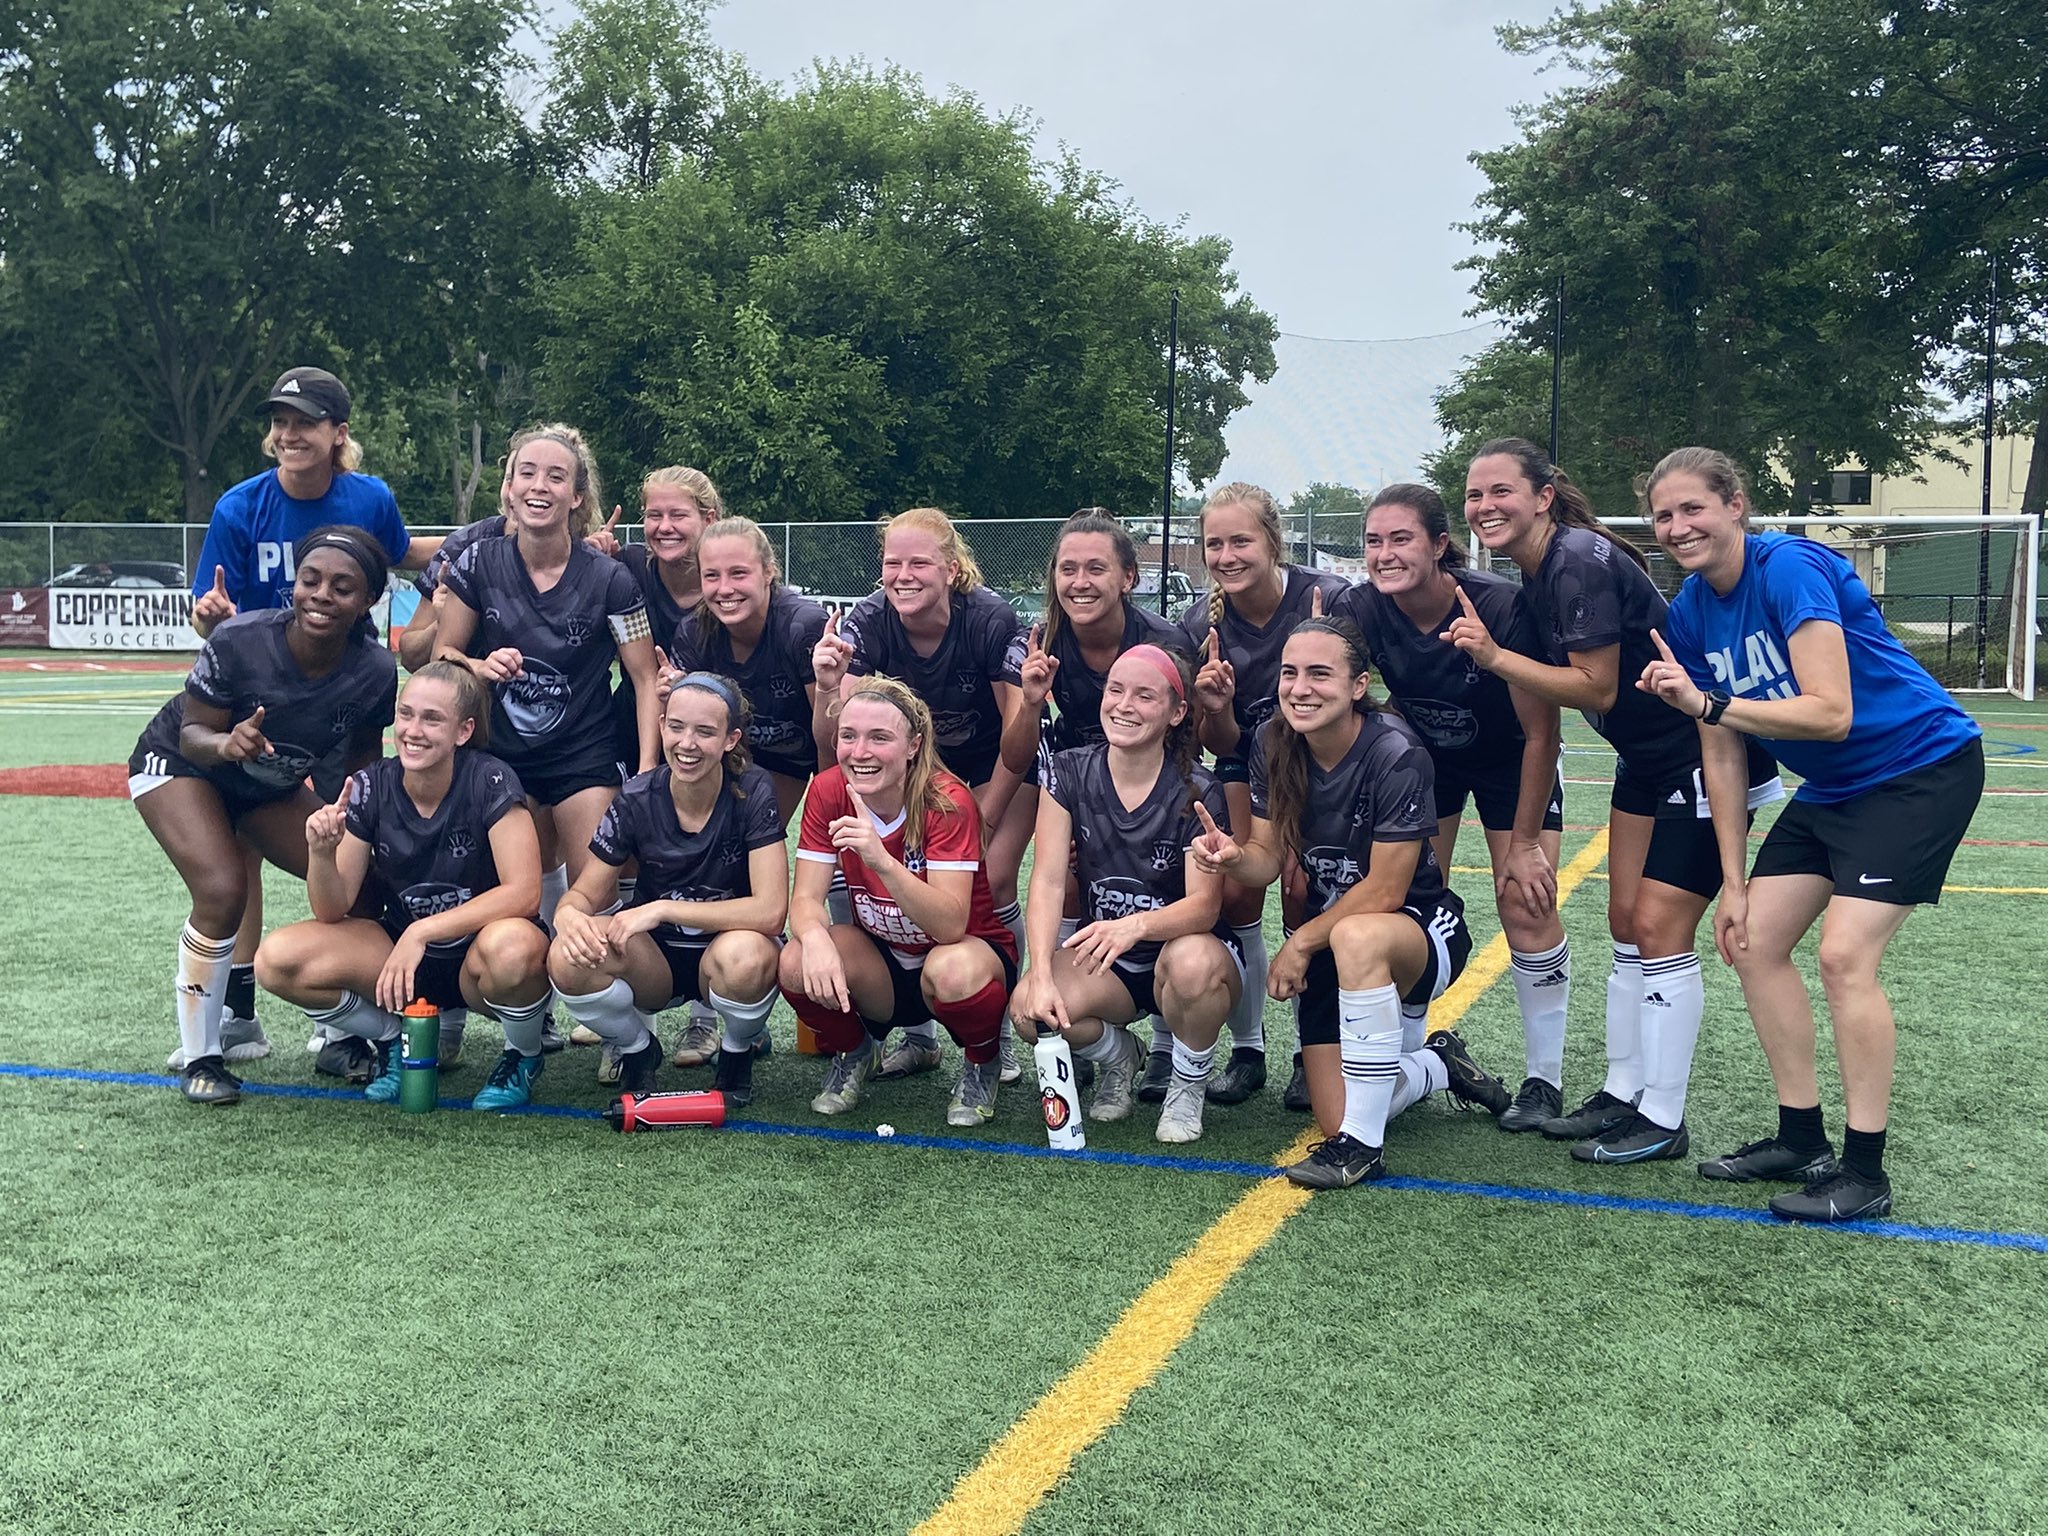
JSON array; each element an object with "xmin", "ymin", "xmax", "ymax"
[
  {"xmin": 169, "ymin": 1015, "xmax": 269, "ymax": 1070},
  {"xmin": 811, "ymin": 1045, "xmax": 878, "ymax": 1115},
  {"xmin": 1155, "ymin": 1076, "xmax": 1207, "ymax": 1144},
  {"xmin": 1087, "ymin": 1028, "xmax": 1145, "ymax": 1122}
]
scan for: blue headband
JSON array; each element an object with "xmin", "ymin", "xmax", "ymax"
[{"xmin": 675, "ymin": 673, "xmax": 741, "ymax": 720}]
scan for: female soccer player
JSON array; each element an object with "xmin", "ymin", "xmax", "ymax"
[
  {"xmin": 781, "ymin": 676, "xmax": 1018, "ymax": 1127},
  {"xmin": 811, "ymin": 507, "xmax": 1030, "ymax": 1081},
  {"xmin": 1640, "ymin": 447, "xmax": 1985, "ymax": 1222},
  {"xmin": 1189, "ymin": 619, "xmax": 1505, "ymax": 1187},
  {"xmin": 1177, "ymin": 482, "xmax": 1352, "ymax": 1107},
  {"xmin": 610, "ymin": 466, "xmax": 718, "ymax": 772},
  {"xmin": 1447, "ymin": 437, "xmax": 1780, "ymax": 1165},
  {"xmin": 548, "ymin": 674, "xmax": 789, "ymax": 1108},
  {"xmin": 253, "ymin": 662, "xmax": 554, "ymax": 1109},
  {"xmin": 1334, "ymin": 485, "xmax": 1570, "ymax": 1131},
  {"xmin": 434, "ymin": 424, "xmax": 661, "ymax": 919},
  {"xmin": 129, "ymin": 526, "xmax": 397, "ymax": 1105},
  {"xmin": 1009, "ymin": 646, "xmax": 1242, "ymax": 1144}
]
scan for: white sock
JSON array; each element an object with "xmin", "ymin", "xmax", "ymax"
[
  {"xmin": 615, "ymin": 875, "xmax": 638, "ymax": 908},
  {"xmin": 491, "ymin": 991, "xmax": 557, "ymax": 1058},
  {"xmin": 1336, "ymin": 983, "xmax": 1401, "ymax": 1147},
  {"xmin": 1170, "ymin": 1038, "xmax": 1214, "ymax": 1082},
  {"xmin": 1637, "ymin": 952, "xmax": 1704, "ymax": 1130},
  {"xmin": 554, "ymin": 978, "xmax": 649, "ymax": 1053},
  {"xmin": 1601, "ymin": 942, "xmax": 1644, "ymax": 1103},
  {"xmin": 708, "ymin": 985, "xmax": 774, "ymax": 1055},
  {"xmin": 175, "ymin": 923, "xmax": 235, "ymax": 1063},
  {"xmin": 1227, "ymin": 922, "xmax": 1268, "ymax": 1053},
  {"xmin": 1510, "ymin": 941, "xmax": 1571, "ymax": 1088},
  {"xmin": 997, "ymin": 900, "xmax": 1027, "ymax": 969},
  {"xmin": 1076, "ymin": 1027, "xmax": 1124, "ymax": 1065},
  {"xmin": 305, "ymin": 992, "xmax": 403, "ymax": 1043},
  {"xmin": 1149, "ymin": 1018, "xmax": 1171, "ymax": 1054},
  {"xmin": 1391, "ymin": 1046, "xmax": 1450, "ymax": 1118},
  {"xmin": 1399, "ymin": 1001, "xmax": 1429, "ymax": 1055},
  {"xmin": 540, "ymin": 863, "xmax": 569, "ymax": 925}
]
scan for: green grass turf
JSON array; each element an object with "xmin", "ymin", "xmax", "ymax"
[{"xmin": 1, "ymin": 675, "xmax": 2043, "ymax": 1532}]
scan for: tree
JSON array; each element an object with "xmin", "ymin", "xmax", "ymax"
[
  {"xmin": 537, "ymin": 65, "xmax": 1276, "ymax": 521},
  {"xmin": 0, "ymin": 0, "xmax": 530, "ymax": 519},
  {"xmin": 1449, "ymin": 0, "xmax": 1945, "ymax": 512},
  {"xmin": 541, "ymin": 0, "xmax": 742, "ymax": 189},
  {"xmin": 1287, "ymin": 482, "xmax": 1368, "ymax": 555}
]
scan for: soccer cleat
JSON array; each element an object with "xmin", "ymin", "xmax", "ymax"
[
  {"xmin": 1540, "ymin": 1089, "xmax": 1639, "ymax": 1141},
  {"xmin": 1498, "ymin": 1076, "xmax": 1563, "ymax": 1133},
  {"xmin": 617, "ymin": 1033, "xmax": 663, "ymax": 1095},
  {"xmin": 875, "ymin": 1034, "xmax": 942, "ymax": 1080},
  {"xmin": 178, "ymin": 1055, "xmax": 242, "ymax": 1106},
  {"xmin": 1768, "ymin": 1168, "xmax": 1893, "ymax": 1223},
  {"xmin": 1154, "ymin": 1076, "xmax": 1207, "ymax": 1144},
  {"xmin": 1425, "ymin": 1030, "xmax": 1512, "ymax": 1116},
  {"xmin": 168, "ymin": 1015, "xmax": 268, "ymax": 1071},
  {"xmin": 810, "ymin": 1046, "xmax": 878, "ymax": 1116},
  {"xmin": 1087, "ymin": 1028, "xmax": 1145, "ymax": 1123},
  {"xmin": 998, "ymin": 1030, "xmax": 1022, "ymax": 1085},
  {"xmin": 1284, "ymin": 1133, "xmax": 1385, "ymax": 1190},
  {"xmin": 568, "ymin": 1023, "xmax": 603, "ymax": 1048},
  {"xmin": 1282, "ymin": 1054, "xmax": 1312, "ymax": 1113},
  {"xmin": 1698, "ymin": 1136, "xmax": 1840, "ymax": 1185},
  {"xmin": 438, "ymin": 1015, "xmax": 466, "ymax": 1070},
  {"xmin": 596, "ymin": 1042, "xmax": 625, "ymax": 1085},
  {"xmin": 946, "ymin": 1056, "xmax": 1001, "ymax": 1126},
  {"xmin": 364, "ymin": 1036, "xmax": 404, "ymax": 1104},
  {"xmin": 472, "ymin": 1049, "xmax": 544, "ymax": 1111},
  {"xmin": 1134, "ymin": 1048, "xmax": 1173, "ymax": 1104},
  {"xmin": 669, "ymin": 1015, "xmax": 719, "ymax": 1069},
  {"xmin": 314, "ymin": 1032, "xmax": 377, "ymax": 1085},
  {"xmin": 538, "ymin": 1014, "xmax": 567, "ymax": 1054},
  {"xmin": 712, "ymin": 1045, "xmax": 755, "ymax": 1111},
  {"xmin": 1572, "ymin": 1112, "xmax": 1690, "ymax": 1164},
  {"xmin": 1204, "ymin": 1046, "xmax": 1268, "ymax": 1105}
]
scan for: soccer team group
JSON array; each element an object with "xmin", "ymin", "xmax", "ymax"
[{"xmin": 130, "ymin": 367, "xmax": 1985, "ymax": 1223}]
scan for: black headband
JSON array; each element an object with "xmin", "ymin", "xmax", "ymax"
[{"xmin": 294, "ymin": 527, "xmax": 389, "ymax": 596}]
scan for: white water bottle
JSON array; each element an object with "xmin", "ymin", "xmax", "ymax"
[{"xmin": 1034, "ymin": 1032, "xmax": 1086, "ymax": 1150}]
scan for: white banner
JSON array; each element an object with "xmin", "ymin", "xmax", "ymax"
[{"xmin": 46, "ymin": 588, "xmax": 201, "ymax": 651}]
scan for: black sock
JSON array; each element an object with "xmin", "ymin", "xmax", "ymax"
[
  {"xmin": 226, "ymin": 963, "xmax": 256, "ymax": 1021},
  {"xmin": 1841, "ymin": 1125, "xmax": 1888, "ymax": 1182},
  {"xmin": 1778, "ymin": 1102, "xmax": 1828, "ymax": 1155}
]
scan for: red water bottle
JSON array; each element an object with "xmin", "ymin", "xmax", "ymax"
[{"xmin": 604, "ymin": 1089, "xmax": 727, "ymax": 1132}]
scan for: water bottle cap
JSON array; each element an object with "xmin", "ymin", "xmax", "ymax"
[{"xmin": 402, "ymin": 998, "xmax": 439, "ymax": 1018}]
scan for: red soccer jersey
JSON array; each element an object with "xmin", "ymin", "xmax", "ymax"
[{"xmin": 797, "ymin": 766, "xmax": 1017, "ymax": 967}]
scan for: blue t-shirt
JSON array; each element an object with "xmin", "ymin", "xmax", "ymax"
[
  {"xmin": 1662, "ymin": 532, "xmax": 1981, "ymax": 803},
  {"xmin": 192, "ymin": 469, "xmax": 409, "ymax": 612}
]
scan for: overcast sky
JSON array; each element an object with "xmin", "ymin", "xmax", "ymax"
[{"xmin": 700, "ymin": 0, "xmax": 1560, "ymax": 340}]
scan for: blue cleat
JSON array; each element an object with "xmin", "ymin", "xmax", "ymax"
[
  {"xmin": 364, "ymin": 1036, "xmax": 403, "ymax": 1104},
  {"xmin": 472, "ymin": 1048, "xmax": 544, "ymax": 1111}
]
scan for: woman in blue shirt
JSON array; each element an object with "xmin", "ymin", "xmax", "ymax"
[{"xmin": 1642, "ymin": 447, "xmax": 1984, "ymax": 1224}]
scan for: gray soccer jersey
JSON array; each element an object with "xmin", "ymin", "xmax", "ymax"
[
  {"xmin": 1177, "ymin": 565, "xmax": 1354, "ymax": 749},
  {"xmin": 343, "ymin": 749, "xmax": 526, "ymax": 937},
  {"xmin": 1044, "ymin": 602, "xmax": 1185, "ymax": 755},
  {"xmin": 588, "ymin": 763, "xmax": 785, "ymax": 941},
  {"xmin": 841, "ymin": 585, "xmax": 1025, "ymax": 783},
  {"xmin": 671, "ymin": 586, "xmax": 831, "ymax": 779}
]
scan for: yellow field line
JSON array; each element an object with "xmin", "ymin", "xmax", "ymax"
[{"xmin": 911, "ymin": 830, "xmax": 1613, "ymax": 1536}]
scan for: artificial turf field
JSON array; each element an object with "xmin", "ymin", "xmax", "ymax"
[{"xmin": 2, "ymin": 654, "xmax": 2045, "ymax": 1535}]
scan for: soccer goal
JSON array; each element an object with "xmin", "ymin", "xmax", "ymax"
[{"xmin": 1589, "ymin": 513, "xmax": 2041, "ymax": 701}]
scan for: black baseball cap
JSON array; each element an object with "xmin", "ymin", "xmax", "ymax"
[{"xmin": 261, "ymin": 367, "xmax": 351, "ymax": 422}]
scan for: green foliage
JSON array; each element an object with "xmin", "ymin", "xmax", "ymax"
[{"xmin": 537, "ymin": 64, "xmax": 1276, "ymax": 521}]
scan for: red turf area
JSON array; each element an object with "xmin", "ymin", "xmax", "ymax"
[
  {"xmin": 0, "ymin": 658, "xmax": 187, "ymax": 673},
  {"xmin": 0, "ymin": 765, "xmax": 129, "ymax": 797}
]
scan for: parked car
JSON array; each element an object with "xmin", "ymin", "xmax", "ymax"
[{"xmin": 46, "ymin": 561, "xmax": 188, "ymax": 589}]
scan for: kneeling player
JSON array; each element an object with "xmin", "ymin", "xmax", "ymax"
[
  {"xmin": 255, "ymin": 662, "xmax": 553, "ymax": 1108},
  {"xmin": 780, "ymin": 677, "xmax": 1018, "ymax": 1127},
  {"xmin": 1192, "ymin": 620, "xmax": 1509, "ymax": 1188},
  {"xmin": 547, "ymin": 675, "xmax": 788, "ymax": 1106},
  {"xmin": 1008, "ymin": 646, "xmax": 1242, "ymax": 1144}
]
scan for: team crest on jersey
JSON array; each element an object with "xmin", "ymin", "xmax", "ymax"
[
  {"xmin": 1304, "ymin": 843, "xmax": 1364, "ymax": 898},
  {"xmin": 401, "ymin": 880, "xmax": 473, "ymax": 920},
  {"xmin": 445, "ymin": 829, "xmax": 476, "ymax": 861},
  {"xmin": 1091, "ymin": 876, "xmax": 1163, "ymax": 923},
  {"xmin": 1566, "ymin": 594, "xmax": 1596, "ymax": 634},
  {"xmin": 955, "ymin": 669, "xmax": 983, "ymax": 696},
  {"xmin": 501, "ymin": 658, "xmax": 572, "ymax": 738},
  {"xmin": 1150, "ymin": 839, "xmax": 1178, "ymax": 872},
  {"xmin": 563, "ymin": 616, "xmax": 594, "ymax": 648},
  {"xmin": 904, "ymin": 848, "xmax": 927, "ymax": 876},
  {"xmin": 769, "ymin": 673, "xmax": 799, "ymax": 701},
  {"xmin": 331, "ymin": 702, "xmax": 361, "ymax": 735}
]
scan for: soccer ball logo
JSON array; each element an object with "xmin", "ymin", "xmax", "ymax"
[{"xmin": 1041, "ymin": 1085, "xmax": 1072, "ymax": 1131}]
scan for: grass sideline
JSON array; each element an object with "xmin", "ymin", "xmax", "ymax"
[{"xmin": 2, "ymin": 661, "xmax": 2045, "ymax": 1533}]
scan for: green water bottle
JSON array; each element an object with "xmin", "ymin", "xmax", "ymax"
[{"xmin": 400, "ymin": 999, "xmax": 440, "ymax": 1114}]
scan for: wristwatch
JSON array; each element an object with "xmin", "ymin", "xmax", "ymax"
[{"xmin": 1699, "ymin": 689, "xmax": 1732, "ymax": 726}]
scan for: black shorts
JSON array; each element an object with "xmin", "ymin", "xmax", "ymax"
[
  {"xmin": 866, "ymin": 936, "xmax": 1019, "ymax": 1037},
  {"xmin": 1621, "ymin": 748, "xmax": 1783, "ymax": 900},
  {"xmin": 128, "ymin": 724, "xmax": 308, "ymax": 823},
  {"xmin": 1296, "ymin": 893, "xmax": 1472, "ymax": 1048},
  {"xmin": 513, "ymin": 749, "xmax": 623, "ymax": 809},
  {"xmin": 386, "ymin": 915, "xmax": 551, "ymax": 1009},
  {"xmin": 653, "ymin": 929, "xmax": 710, "ymax": 1007},
  {"xmin": 1110, "ymin": 926, "xmax": 1246, "ymax": 1020},
  {"xmin": 1434, "ymin": 756, "xmax": 1565, "ymax": 834},
  {"xmin": 1749, "ymin": 740, "xmax": 1983, "ymax": 906},
  {"xmin": 944, "ymin": 744, "xmax": 1001, "ymax": 790}
]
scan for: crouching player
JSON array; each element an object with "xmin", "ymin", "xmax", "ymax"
[
  {"xmin": 255, "ymin": 661, "xmax": 553, "ymax": 1108},
  {"xmin": 1191, "ymin": 619, "xmax": 1509, "ymax": 1187},
  {"xmin": 547, "ymin": 675, "xmax": 788, "ymax": 1106},
  {"xmin": 1009, "ymin": 646, "xmax": 1242, "ymax": 1144},
  {"xmin": 781, "ymin": 676, "xmax": 1018, "ymax": 1127}
]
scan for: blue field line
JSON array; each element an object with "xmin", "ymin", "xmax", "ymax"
[{"xmin": 6, "ymin": 1059, "xmax": 2044, "ymax": 1254}]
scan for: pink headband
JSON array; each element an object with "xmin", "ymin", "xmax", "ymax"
[{"xmin": 1122, "ymin": 644, "xmax": 1184, "ymax": 699}]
